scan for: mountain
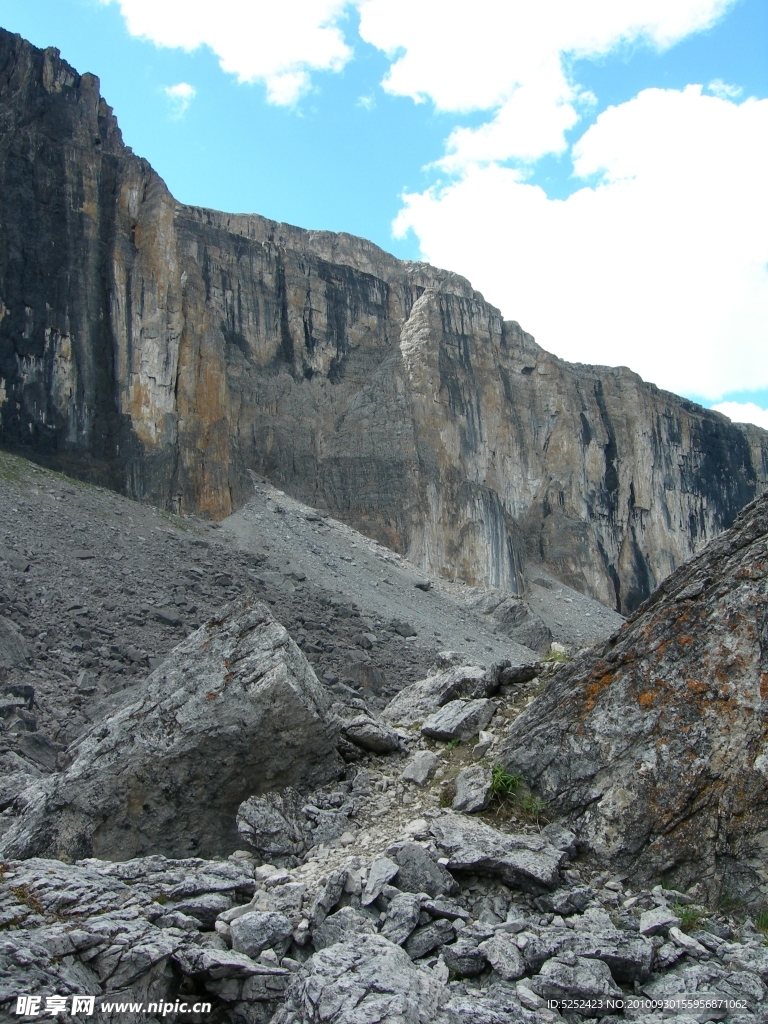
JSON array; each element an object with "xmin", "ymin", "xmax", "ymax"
[{"xmin": 1, "ymin": 28, "xmax": 766, "ymax": 613}]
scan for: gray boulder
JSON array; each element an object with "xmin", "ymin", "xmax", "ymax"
[
  {"xmin": 361, "ymin": 855, "xmax": 400, "ymax": 905},
  {"xmin": 230, "ymin": 911, "xmax": 294, "ymax": 958},
  {"xmin": 0, "ymin": 600, "xmax": 341, "ymax": 860},
  {"xmin": 381, "ymin": 892, "xmax": 423, "ymax": 945},
  {"xmin": 442, "ymin": 937, "xmax": 486, "ymax": 977},
  {"xmin": 312, "ymin": 906, "xmax": 377, "ymax": 951},
  {"xmin": 389, "ymin": 841, "xmax": 458, "ymax": 898},
  {"xmin": 341, "ymin": 715, "xmax": 401, "ymax": 753},
  {"xmin": 478, "ymin": 932, "xmax": 526, "ymax": 981},
  {"xmin": 530, "ymin": 951, "xmax": 622, "ymax": 1001},
  {"xmin": 452, "ymin": 765, "xmax": 492, "ymax": 813},
  {"xmin": 383, "ymin": 665, "xmax": 501, "ymax": 728},
  {"xmin": 404, "ymin": 918, "xmax": 454, "ymax": 960},
  {"xmin": 272, "ymin": 933, "xmax": 445, "ymax": 1023},
  {"xmin": 421, "ymin": 699, "xmax": 496, "ymax": 741},
  {"xmin": 499, "ymin": 492, "xmax": 768, "ymax": 906},
  {"xmin": 429, "ymin": 813, "xmax": 564, "ymax": 892}
]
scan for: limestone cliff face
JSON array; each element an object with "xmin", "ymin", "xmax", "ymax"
[{"xmin": 1, "ymin": 30, "xmax": 766, "ymax": 612}]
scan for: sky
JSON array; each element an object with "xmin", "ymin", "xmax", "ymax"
[{"xmin": 1, "ymin": 0, "xmax": 767, "ymax": 425}]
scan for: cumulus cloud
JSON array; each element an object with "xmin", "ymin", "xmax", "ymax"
[
  {"xmin": 164, "ymin": 81, "xmax": 196, "ymax": 117},
  {"xmin": 394, "ymin": 86, "xmax": 768, "ymax": 400},
  {"xmin": 712, "ymin": 402, "xmax": 768, "ymax": 430},
  {"xmin": 101, "ymin": 0, "xmax": 352, "ymax": 105},
  {"xmin": 357, "ymin": 0, "xmax": 737, "ymax": 163}
]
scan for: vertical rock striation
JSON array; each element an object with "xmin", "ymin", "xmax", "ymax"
[{"xmin": 1, "ymin": 29, "xmax": 766, "ymax": 612}]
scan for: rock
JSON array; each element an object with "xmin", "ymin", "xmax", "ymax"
[
  {"xmin": 441, "ymin": 937, "xmax": 486, "ymax": 977},
  {"xmin": 169, "ymin": 891, "xmax": 233, "ymax": 928},
  {"xmin": 429, "ymin": 814, "xmax": 564, "ymax": 892},
  {"xmin": 384, "ymin": 666, "xmax": 498, "ymax": 728},
  {"xmin": 389, "ymin": 841, "xmax": 458, "ymax": 898},
  {"xmin": 639, "ymin": 906, "xmax": 683, "ymax": 936},
  {"xmin": 421, "ymin": 699, "xmax": 496, "ymax": 741},
  {"xmin": 404, "ymin": 918, "xmax": 454, "ymax": 960},
  {"xmin": 236, "ymin": 789, "xmax": 307, "ymax": 862},
  {"xmin": 340, "ymin": 715, "xmax": 400, "ymax": 753},
  {"xmin": 230, "ymin": 911, "xmax": 294, "ymax": 959},
  {"xmin": 310, "ymin": 868, "xmax": 347, "ymax": 928},
  {"xmin": 0, "ymin": 601, "xmax": 341, "ymax": 860},
  {"xmin": 669, "ymin": 926, "xmax": 709, "ymax": 955},
  {"xmin": 381, "ymin": 893, "xmax": 422, "ymax": 945},
  {"xmin": 472, "ymin": 731, "xmax": 493, "ymax": 761},
  {"xmin": 500, "ymin": 491, "xmax": 768, "ymax": 906},
  {"xmin": 272, "ymin": 933, "xmax": 445, "ymax": 1023},
  {"xmin": 0, "ymin": 616, "xmax": 30, "ymax": 671},
  {"xmin": 153, "ymin": 607, "xmax": 182, "ymax": 627},
  {"xmin": 422, "ymin": 898, "xmax": 471, "ymax": 922},
  {"xmin": 478, "ymin": 932, "xmax": 526, "ymax": 981},
  {"xmin": 392, "ymin": 620, "xmax": 418, "ymax": 638},
  {"xmin": 1, "ymin": 30, "xmax": 767, "ymax": 618},
  {"xmin": 311, "ymin": 907, "xmax": 377, "ymax": 951},
  {"xmin": 521, "ymin": 925, "xmax": 655, "ymax": 983},
  {"xmin": 361, "ymin": 855, "xmax": 400, "ymax": 906},
  {"xmin": 402, "ymin": 751, "xmax": 438, "ymax": 786},
  {"xmin": 452, "ymin": 765, "xmax": 492, "ymax": 813},
  {"xmin": 530, "ymin": 952, "xmax": 622, "ymax": 1002}
]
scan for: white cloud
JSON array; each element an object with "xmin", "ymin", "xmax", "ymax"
[
  {"xmin": 394, "ymin": 86, "xmax": 768, "ymax": 400},
  {"xmin": 164, "ymin": 81, "xmax": 196, "ymax": 117},
  {"xmin": 357, "ymin": 0, "xmax": 737, "ymax": 163},
  {"xmin": 101, "ymin": 0, "xmax": 352, "ymax": 105},
  {"xmin": 708, "ymin": 78, "xmax": 743, "ymax": 99},
  {"xmin": 712, "ymin": 402, "xmax": 768, "ymax": 430}
]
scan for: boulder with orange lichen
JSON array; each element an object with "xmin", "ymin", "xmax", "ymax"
[{"xmin": 500, "ymin": 490, "xmax": 768, "ymax": 906}]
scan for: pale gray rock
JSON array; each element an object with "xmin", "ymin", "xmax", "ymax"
[
  {"xmin": 230, "ymin": 911, "xmax": 294, "ymax": 958},
  {"xmin": 0, "ymin": 601, "xmax": 341, "ymax": 860},
  {"xmin": 452, "ymin": 765, "xmax": 492, "ymax": 813},
  {"xmin": 361, "ymin": 855, "xmax": 400, "ymax": 905},
  {"xmin": 384, "ymin": 666, "xmax": 499, "ymax": 728},
  {"xmin": 381, "ymin": 893, "xmax": 423, "ymax": 945},
  {"xmin": 310, "ymin": 868, "xmax": 347, "ymax": 927},
  {"xmin": 272, "ymin": 933, "xmax": 445, "ymax": 1023},
  {"xmin": 169, "ymin": 892, "xmax": 234, "ymax": 928},
  {"xmin": 429, "ymin": 813, "xmax": 564, "ymax": 892},
  {"xmin": 521, "ymin": 925, "xmax": 655, "ymax": 983},
  {"xmin": 639, "ymin": 906, "xmax": 683, "ymax": 936},
  {"xmin": 390, "ymin": 841, "xmax": 458, "ymax": 898},
  {"xmin": 341, "ymin": 714, "xmax": 401, "ymax": 753},
  {"xmin": 404, "ymin": 917, "xmax": 454, "ymax": 960},
  {"xmin": 478, "ymin": 932, "xmax": 526, "ymax": 981},
  {"xmin": 421, "ymin": 699, "xmax": 497, "ymax": 741},
  {"xmin": 81, "ymin": 854, "xmax": 256, "ymax": 902},
  {"xmin": 530, "ymin": 952, "xmax": 622, "ymax": 1001},
  {"xmin": 402, "ymin": 751, "xmax": 438, "ymax": 786},
  {"xmin": 312, "ymin": 906, "xmax": 377, "ymax": 951}
]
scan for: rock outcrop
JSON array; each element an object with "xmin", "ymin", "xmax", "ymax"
[
  {"xmin": 501, "ymin": 489, "xmax": 768, "ymax": 906},
  {"xmin": 1, "ymin": 30, "xmax": 767, "ymax": 612},
  {"xmin": 0, "ymin": 600, "xmax": 342, "ymax": 861}
]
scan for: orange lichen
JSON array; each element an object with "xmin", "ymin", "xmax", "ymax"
[
  {"xmin": 687, "ymin": 680, "xmax": 707, "ymax": 695},
  {"xmin": 638, "ymin": 690, "xmax": 655, "ymax": 708},
  {"xmin": 760, "ymin": 674, "xmax": 768, "ymax": 700}
]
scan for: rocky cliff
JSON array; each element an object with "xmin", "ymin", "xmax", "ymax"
[{"xmin": 1, "ymin": 29, "xmax": 766, "ymax": 612}]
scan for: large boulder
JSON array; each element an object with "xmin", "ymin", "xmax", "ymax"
[
  {"xmin": 500, "ymin": 491, "xmax": 768, "ymax": 906},
  {"xmin": 0, "ymin": 600, "xmax": 342, "ymax": 861},
  {"xmin": 272, "ymin": 933, "xmax": 445, "ymax": 1024}
]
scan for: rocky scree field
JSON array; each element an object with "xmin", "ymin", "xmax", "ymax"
[{"xmin": 2, "ymin": 451, "xmax": 768, "ymax": 1023}]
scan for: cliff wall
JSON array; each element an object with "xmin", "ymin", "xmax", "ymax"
[{"xmin": 1, "ymin": 29, "xmax": 766, "ymax": 612}]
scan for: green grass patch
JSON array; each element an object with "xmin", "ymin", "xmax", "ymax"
[
  {"xmin": 673, "ymin": 902, "xmax": 703, "ymax": 933},
  {"xmin": 755, "ymin": 910, "xmax": 768, "ymax": 936},
  {"xmin": 444, "ymin": 738, "xmax": 461, "ymax": 752},
  {"xmin": 490, "ymin": 763, "xmax": 521, "ymax": 799}
]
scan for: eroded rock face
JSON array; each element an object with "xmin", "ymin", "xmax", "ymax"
[
  {"xmin": 500, "ymin": 490, "xmax": 768, "ymax": 906},
  {"xmin": 0, "ymin": 600, "xmax": 341, "ymax": 861},
  {"xmin": 1, "ymin": 31, "xmax": 767, "ymax": 613}
]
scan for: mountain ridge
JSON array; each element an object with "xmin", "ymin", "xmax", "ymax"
[{"xmin": 1, "ymin": 28, "xmax": 766, "ymax": 613}]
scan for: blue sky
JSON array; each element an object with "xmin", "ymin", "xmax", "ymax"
[{"xmin": 1, "ymin": 0, "xmax": 766, "ymax": 422}]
